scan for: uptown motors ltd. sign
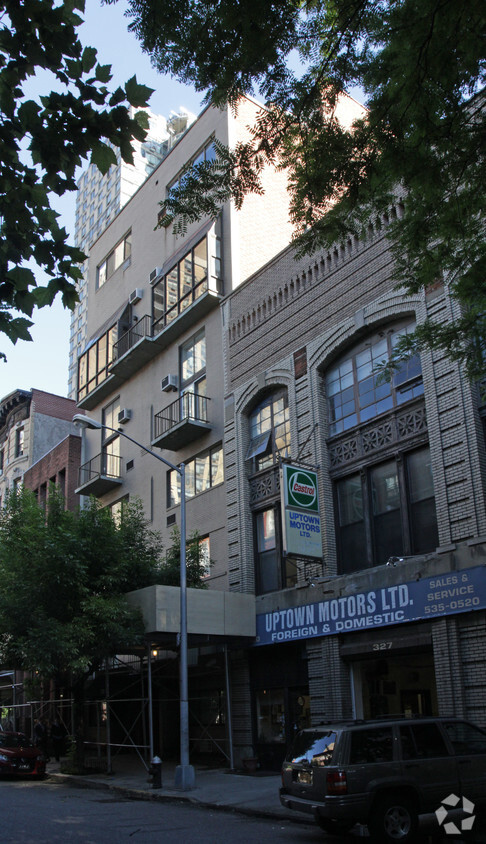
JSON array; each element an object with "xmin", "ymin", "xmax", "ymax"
[{"xmin": 280, "ymin": 464, "xmax": 322, "ymax": 559}]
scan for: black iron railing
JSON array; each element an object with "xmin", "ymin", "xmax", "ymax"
[
  {"xmin": 78, "ymin": 452, "xmax": 122, "ymax": 486},
  {"xmin": 113, "ymin": 315, "xmax": 152, "ymax": 360},
  {"xmin": 154, "ymin": 392, "xmax": 210, "ymax": 439}
]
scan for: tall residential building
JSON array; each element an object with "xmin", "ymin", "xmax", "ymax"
[
  {"xmin": 67, "ymin": 107, "xmax": 197, "ymax": 398},
  {"xmin": 73, "ymin": 93, "xmax": 298, "ymax": 763}
]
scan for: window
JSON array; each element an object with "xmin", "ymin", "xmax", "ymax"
[
  {"xmin": 152, "ymin": 238, "xmax": 209, "ymax": 331},
  {"xmin": 102, "ymin": 398, "xmax": 121, "ymax": 478},
  {"xmin": 350, "ymin": 727, "xmax": 394, "ymax": 764},
  {"xmin": 326, "ymin": 322, "xmax": 423, "ymax": 437},
  {"xmin": 97, "ymin": 231, "xmax": 131, "ymax": 289},
  {"xmin": 0, "ymin": 448, "xmax": 4, "ymax": 475},
  {"xmin": 167, "ymin": 139, "xmax": 216, "ymax": 198},
  {"xmin": 180, "ymin": 329, "xmax": 206, "ymax": 419},
  {"xmin": 77, "ymin": 324, "xmax": 118, "ymax": 401},
  {"xmin": 198, "ymin": 536, "xmax": 210, "ymax": 578},
  {"xmin": 247, "ymin": 390, "xmax": 290, "ymax": 471},
  {"xmin": 14, "ymin": 427, "xmax": 24, "ymax": 458},
  {"xmin": 443, "ymin": 721, "xmax": 486, "ymax": 755},
  {"xmin": 167, "ymin": 444, "xmax": 223, "ymax": 506},
  {"xmin": 335, "ymin": 446, "xmax": 439, "ymax": 572},
  {"xmin": 399, "ymin": 724, "xmax": 449, "ymax": 760},
  {"xmin": 108, "ymin": 496, "xmax": 128, "ymax": 526}
]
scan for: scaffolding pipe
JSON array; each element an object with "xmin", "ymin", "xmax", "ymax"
[
  {"xmin": 147, "ymin": 646, "xmax": 154, "ymax": 761},
  {"xmin": 224, "ymin": 646, "xmax": 234, "ymax": 770},
  {"xmin": 105, "ymin": 661, "xmax": 112, "ymax": 774}
]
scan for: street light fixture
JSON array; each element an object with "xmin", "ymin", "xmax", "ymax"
[{"xmin": 73, "ymin": 413, "xmax": 195, "ymax": 791}]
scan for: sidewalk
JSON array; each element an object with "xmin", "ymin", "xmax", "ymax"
[{"xmin": 46, "ymin": 755, "xmax": 305, "ymax": 823}]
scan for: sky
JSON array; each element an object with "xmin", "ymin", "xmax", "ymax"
[{"xmin": 0, "ymin": 0, "xmax": 205, "ymax": 401}]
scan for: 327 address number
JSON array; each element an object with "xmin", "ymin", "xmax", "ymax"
[{"xmin": 372, "ymin": 642, "xmax": 393, "ymax": 651}]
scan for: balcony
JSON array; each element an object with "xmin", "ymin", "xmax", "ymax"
[
  {"xmin": 110, "ymin": 315, "xmax": 155, "ymax": 379},
  {"xmin": 152, "ymin": 392, "xmax": 211, "ymax": 451},
  {"xmin": 75, "ymin": 453, "xmax": 123, "ymax": 496},
  {"xmin": 151, "ymin": 280, "xmax": 224, "ymax": 353}
]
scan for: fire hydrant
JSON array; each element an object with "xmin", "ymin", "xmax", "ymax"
[{"xmin": 148, "ymin": 755, "xmax": 162, "ymax": 789}]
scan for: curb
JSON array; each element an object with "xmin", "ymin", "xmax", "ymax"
[{"xmin": 46, "ymin": 772, "xmax": 311, "ymax": 824}]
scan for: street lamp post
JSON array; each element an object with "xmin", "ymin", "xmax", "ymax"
[{"xmin": 73, "ymin": 413, "xmax": 195, "ymax": 791}]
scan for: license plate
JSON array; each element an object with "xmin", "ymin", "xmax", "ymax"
[
  {"xmin": 18, "ymin": 763, "xmax": 31, "ymax": 770},
  {"xmin": 297, "ymin": 770, "xmax": 312, "ymax": 784}
]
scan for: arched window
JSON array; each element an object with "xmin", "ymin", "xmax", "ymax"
[
  {"xmin": 325, "ymin": 321, "xmax": 438, "ymax": 573},
  {"xmin": 247, "ymin": 390, "xmax": 290, "ymax": 471},
  {"xmin": 326, "ymin": 322, "xmax": 423, "ymax": 436}
]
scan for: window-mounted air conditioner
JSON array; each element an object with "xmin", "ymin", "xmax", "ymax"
[
  {"xmin": 149, "ymin": 267, "xmax": 163, "ymax": 285},
  {"xmin": 161, "ymin": 374, "xmax": 178, "ymax": 392},
  {"xmin": 117, "ymin": 408, "xmax": 132, "ymax": 425},
  {"xmin": 128, "ymin": 288, "xmax": 143, "ymax": 305}
]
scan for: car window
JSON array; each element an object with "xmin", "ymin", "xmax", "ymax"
[
  {"xmin": 287, "ymin": 730, "xmax": 337, "ymax": 766},
  {"xmin": 400, "ymin": 723, "xmax": 449, "ymax": 759},
  {"xmin": 444, "ymin": 721, "xmax": 486, "ymax": 755},
  {"xmin": 349, "ymin": 727, "xmax": 393, "ymax": 764}
]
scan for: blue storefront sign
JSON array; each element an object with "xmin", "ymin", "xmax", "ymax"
[{"xmin": 255, "ymin": 566, "xmax": 486, "ymax": 646}]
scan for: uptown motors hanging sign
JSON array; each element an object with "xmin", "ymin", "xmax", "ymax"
[
  {"xmin": 255, "ymin": 566, "xmax": 486, "ymax": 645},
  {"xmin": 280, "ymin": 464, "xmax": 322, "ymax": 559}
]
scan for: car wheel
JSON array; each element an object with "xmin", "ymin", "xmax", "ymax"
[
  {"xmin": 369, "ymin": 794, "xmax": 418, "ymax": 843},
  {"xmin": 316, "ymin": 817, "xmax": 354, "ymax": 835}
]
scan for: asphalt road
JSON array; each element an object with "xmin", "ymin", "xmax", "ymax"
[
  {"xmin": 2, "ymin": 777, "xmax": 484, "ymax": 843},
  {"xmin": 0, "ymin": 778, "xmax": 332, "ymax": 844}
]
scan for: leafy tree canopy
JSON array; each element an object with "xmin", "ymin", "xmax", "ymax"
[
  {"xmin": 123, "ymin": 0, "xmax": 486, "ymax": 380},
  {"xmin": 0, "ymin": 0, "xmax": 153, "ymax": 356},
  {"xmin": 0, "ymin": 488, "xmax": 163, "ymax": 679}
]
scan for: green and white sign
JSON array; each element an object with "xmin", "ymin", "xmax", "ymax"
[{"xmin": 281, "ymin": 464, "xmax": 322, "ymax": 559}]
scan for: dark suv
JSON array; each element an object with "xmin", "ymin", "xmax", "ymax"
[{"xmin": 280, "ymin": 716, "xmax": 486, "ymax": 842}]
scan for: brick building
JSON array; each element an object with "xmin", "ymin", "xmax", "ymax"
[
  {"xmin": 23, "ymin": 434, "xmax": 82, "ymax": 512},
  {"xmin": 222, "ymin": 196, "xmax": 486, "ymax": 767},
  {"xmin": 0, "ymin": 389, "xmax": 78, "ymax": 509}
]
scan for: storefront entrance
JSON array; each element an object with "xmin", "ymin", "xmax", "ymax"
[
  {"xmin": 250, "ymin": 642, "xmax": 309, "ymax": 770},
  {"xmin": 340, "ymin": 622, "xmax": 438, "ymax": 719}
]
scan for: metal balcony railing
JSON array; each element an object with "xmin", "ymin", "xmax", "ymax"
[
  {"xmin": 154, "ymin": 392, "xmax": 210, "ymax": 440},
  {"xmin": 78, "ymin": 452, "xmax": 123, "ymax": 487},
  {"xmin": 113, "ymin": 315, "xmax": 152, "ymax": 361}
]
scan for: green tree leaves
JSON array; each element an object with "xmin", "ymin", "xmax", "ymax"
[
  {"xmin": 0, "ymin": 488, "xmax": 162, "ymax": 679},
  {"xmin": 0, "ymin": 0, "xmax": 153, "ymax": 355},
  {"xmin": 127, "ymin": 0, "xmax": 486, "ymax": 380}
]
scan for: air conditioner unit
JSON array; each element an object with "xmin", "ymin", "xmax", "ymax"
[
  {"xmin": 161, "ymin": 374, "xmax": 178, "ymax": 392},
  {"xmin": 128, "ymin": 288, "xmax": 143, "ymax": 305},
  {"xmin": 117, "ymin": 408, "xmax": 132, "ymax": 424},
  {"xmin": 149, "ymin": 267, "xmax": 163, "ymax": 285}
]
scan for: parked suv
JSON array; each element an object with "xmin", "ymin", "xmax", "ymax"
[{"xmin": 280, "ymin": 716, "xmax": 486, "ymax": 842}]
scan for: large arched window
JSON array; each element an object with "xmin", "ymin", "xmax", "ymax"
[
  {"xmin": 325, "ymin": 321, "xmax": 438, "ymax": 573},
  {"xmin": 326, "ymin": 322, "xmax": 423, "ymax": 436}
]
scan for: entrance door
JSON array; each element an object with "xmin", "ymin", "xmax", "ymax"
[{"xmin": 352, "ymin": 650, "xmax": 438, "ymax": 719}]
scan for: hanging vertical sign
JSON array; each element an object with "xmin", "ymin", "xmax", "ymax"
[{"xmin": 280, "ymin": 464, "xmax": 322, "ymax": 559}]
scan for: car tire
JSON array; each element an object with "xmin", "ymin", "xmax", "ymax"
[
  {"xmin": 316, "ymin": 817, "xmax": 354, "ymax": 836},
  {"xmin": 369, "ymin": 793, "xmax": 418, "ymax": 843}
]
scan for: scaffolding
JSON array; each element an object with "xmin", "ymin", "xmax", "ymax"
[{"xmin": 0, "ymin": 646, "xmax": 233, "ymax": 774}]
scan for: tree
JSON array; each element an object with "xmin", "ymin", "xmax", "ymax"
[
  {"xmin": 158, "ymin": 526, "xmax": 212, "ymax": 588},
  {"xmin": 0, "ymin": 0, "xmax": 153, "ymax": 356},
  {"xmin": 0, "ymin": 487, "xmax": 163, "ymax": 768},
  {"xmin": 123, "ymin": 0, "xmax": 486, "ymax": 381}
]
